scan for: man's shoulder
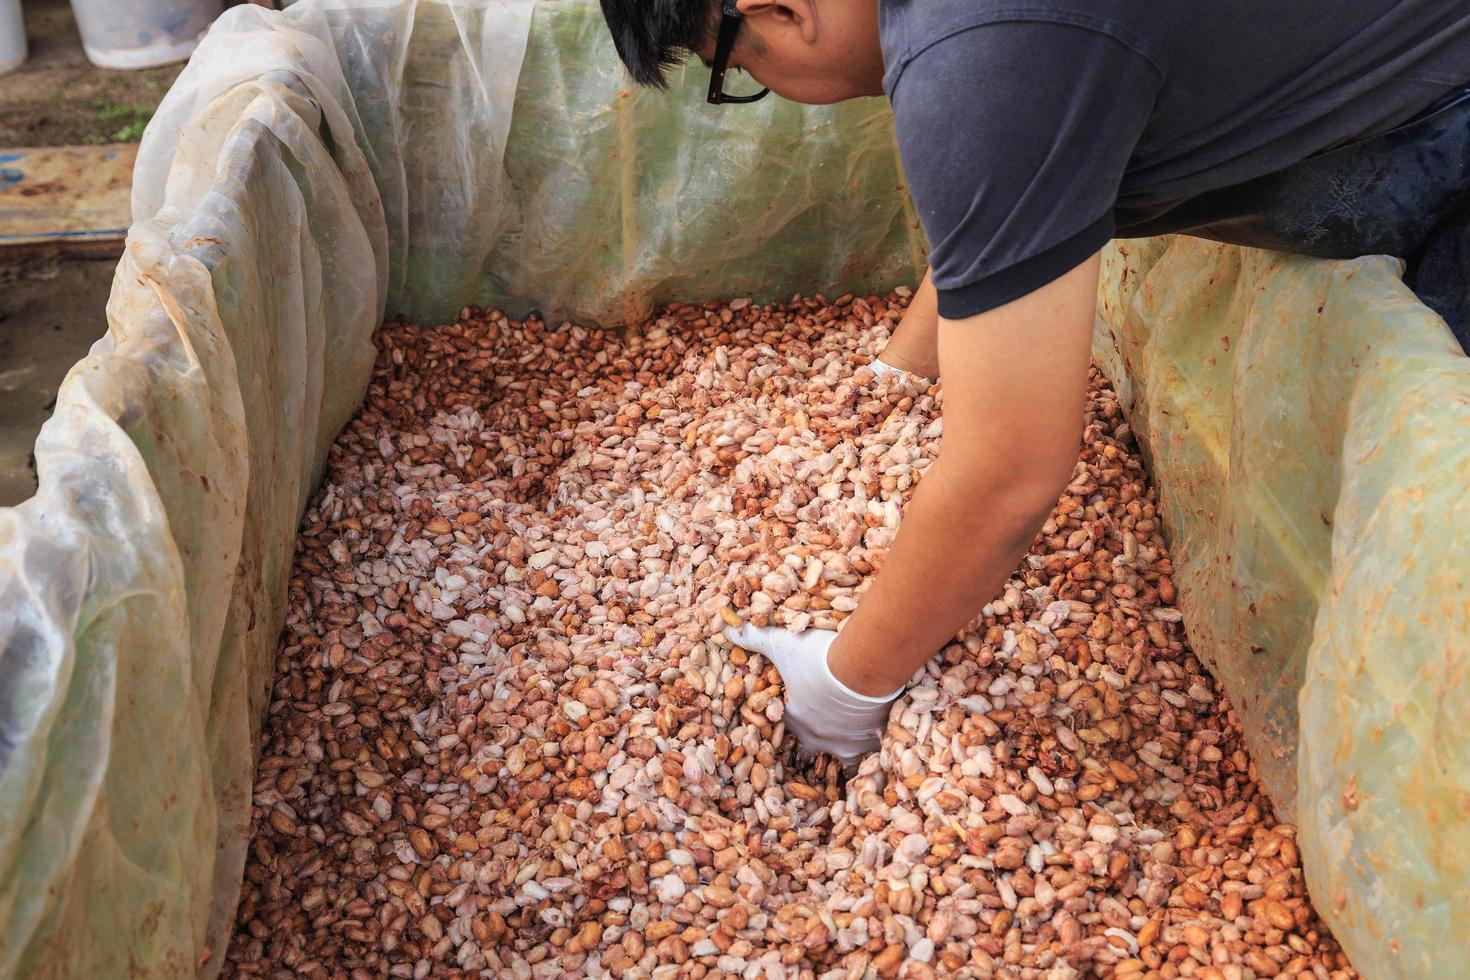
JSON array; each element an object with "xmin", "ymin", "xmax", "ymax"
[
  {"xmin": 879, "ymin": 0, "xmax": 1163, "ymax": 98},
  {"xmin": 879, "ymin": 0, "xmax": 1161, "ymax": 72}
]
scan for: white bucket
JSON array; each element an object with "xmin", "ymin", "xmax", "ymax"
[
  {"xmin": 68, "ymin": 0, "xmax": 223, "ymax": 70},
  {"xmin": 0, "ymin": 0, "xmax": 26, "ymax": 77}
]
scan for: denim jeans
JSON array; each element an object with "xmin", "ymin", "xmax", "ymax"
[{"xmin": 1176, "ymin": 83, "xmax": 1470, "ymax": 349}]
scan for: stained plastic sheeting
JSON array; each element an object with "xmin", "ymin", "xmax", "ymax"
[
  {"xmin": 0, "ymin": 65, "xmax": 382, "ymax": 980},
  {"xmin": 0, "ymin": 0, "xmax": 922, "ymax": 975},
  {"xmin": 1094, "ymin": 236, "xmax": 1470, "ymax": 979},
  {"xmin": 132, "ymin": 1, "xmax": 925, "ymax": 327}
]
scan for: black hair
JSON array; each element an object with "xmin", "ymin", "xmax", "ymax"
[{"xmin": 599, "ymin": 0, "xmax": 719, "ymax": 88}]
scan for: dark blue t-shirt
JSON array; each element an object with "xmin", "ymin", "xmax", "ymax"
[{"xmin": 880, "ymin": 0, "xmax": 1470, "ymax": 317}]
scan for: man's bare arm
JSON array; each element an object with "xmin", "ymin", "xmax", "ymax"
[{"xmin": 828, "ymin": 254, "xmax": 1099, "ymax": 694}]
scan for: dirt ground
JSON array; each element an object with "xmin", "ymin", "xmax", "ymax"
[
  {"xmin": 0, "ymin": 250, "xmax": 116, "ymax": 505},
  {"xmin": 0, "ymin": 0, "xmax": 183, "ymax": 147}
]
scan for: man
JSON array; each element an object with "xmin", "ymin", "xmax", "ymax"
[{"xmin": 598, "ymin": 0, "xmax": 1470, "ymax": 766}]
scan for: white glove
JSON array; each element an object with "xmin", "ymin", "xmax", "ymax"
[
  {"xmin": 867, "ymin": 357, "xmax": 910, "ymax": 382},
  {"xmin": 724, "ymin": 625, "xmax": 903, "ymax": 766}
]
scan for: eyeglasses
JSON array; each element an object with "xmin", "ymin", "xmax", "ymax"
[{"xmin": 707, "ymin": 0, "xmax": 770, "ymax": 105}]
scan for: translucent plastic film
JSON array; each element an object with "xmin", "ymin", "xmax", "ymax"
[
  {"xmin": 1094, "ymin": 237, "xmax": 1470, "ymax": 978},
  {"xmin": 3, "ymin": 25, "xmax": 398, "ymax": 980},
  {"xmin": 134, "ymin": 0, "xmax": 926, "ymax": 328}
]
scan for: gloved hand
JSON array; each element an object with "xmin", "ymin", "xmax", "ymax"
[
  {"xmin": 867, "ymin": 357, "xmax": 911, "ymax": 382},
  {"xmin": 724, "ymin": 624, "xmax": 903, "ymax": 767}
]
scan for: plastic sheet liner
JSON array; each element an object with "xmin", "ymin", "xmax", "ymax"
[
  {"xmin": 132, "ymin": 0, "xmax": 925, "ymax": 327},
  {"xmin": 2, "ymin": 0, "xmax": 1466, "ymax": 975},
  {"xmin": 0, "ymin": 65, "xmax": 383, "ymax": 978},
  {"xmin": 1094, "ymin": 236, "xmax": 1470, "ymax": 979},
  {"xmin": 0, "ymin": 0, "xmax": 922, "ymax": 974}
]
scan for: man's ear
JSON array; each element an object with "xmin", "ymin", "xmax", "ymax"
[{"xmin": 736, "ymin": 0, "xmax": 819, "ymax": 44}]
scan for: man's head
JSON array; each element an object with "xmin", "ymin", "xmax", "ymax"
[{"xmin": 599, "ymin": 0, "xmax": 885, "ymax": 105}]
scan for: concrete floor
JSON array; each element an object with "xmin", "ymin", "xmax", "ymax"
[
  {"xmin": 0, "ymin": 2, "xmax": 176, "ymax": 505},
  {"xmin": 0, "ymin": 251, "xmax": 115, "ymax": 505},
  {"xmin": 0, "ymin": 1, "xmax": 204, "ymax": 506}
]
